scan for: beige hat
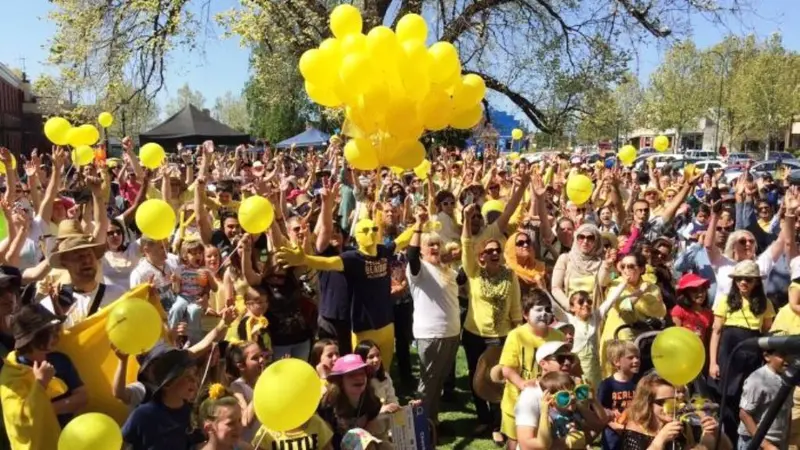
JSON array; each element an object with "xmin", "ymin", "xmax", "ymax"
[
  {"xmin": 473, "ymin": 346, "xmax": 504, "ymax": 403},
  {"xmin": 729, "ymin": 260, "xmax": 760, "ymax": 279},
  {"xmin": 48, "ymin": 220, "xmax": 105, "ymax": 269}
]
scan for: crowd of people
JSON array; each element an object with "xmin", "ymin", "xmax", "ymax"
[{"xmin": 0, "ymin": 137, "xmax": 797, "ymax": 450}]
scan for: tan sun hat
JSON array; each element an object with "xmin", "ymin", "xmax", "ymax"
[
  {"xmin": 48, "ymin": 219, "xmax": 106, "ymax": 269},
  {"xmin": 729, "ymin": 260, "xmax": 760, "ymax": 279},
  {"xmin": 473, "ymin": 346, "xmax": 504, "ymax": 403}
]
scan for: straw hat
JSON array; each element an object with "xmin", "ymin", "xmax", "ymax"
[
  {"xmin": 729, "ymin": 260, "xmax": 760, "ymax": 279},
  {"xmin": 48, "ymin": 219, "xmax": 106, "ymax": 269},
  {"xmin": 473, "ymin": 346, "xmax": 504, "ymax": 403}
]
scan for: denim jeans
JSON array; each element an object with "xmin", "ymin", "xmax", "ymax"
[{"xmin": 168, "ymin": 295, "xmax": 203, "ymax": 344}]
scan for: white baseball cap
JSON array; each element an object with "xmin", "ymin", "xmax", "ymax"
[{"xmin": 536, "ymin": 341, "xmax": 570, "ymax": 364}]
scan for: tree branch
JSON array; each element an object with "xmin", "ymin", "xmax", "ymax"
[
  {"xmin": 440, "ymin": 0, "xmax": 515, "ymax": 43},
  {"xmin": 465, "ymin": 69, "xmax": 551, "ymax": 132},
  {"xmin": 615, "ymin": 0, "xmax": 671, "ymax": 38}
]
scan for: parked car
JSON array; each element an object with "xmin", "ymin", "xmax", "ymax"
[
  {"xmin": 765, "ymin": 151, "xmax": 797, "ymax": 161},
  {"xmin": 685, "ymin": 149, "xmax": 717, "ymax": 160},
  {"xmin": 726, "ymin": 152, "xmax": 756, "ymax": 164},
  {"xmin": 632, "ymin": 153, "xmax": 684, "ymax": 171},
  {"xmin": 750, "ymin": 159, "xmax": 800, "ymax": 177},
  {"xmin": 693, "ymin": 159, "xmax": 727, "ymax": 173}
]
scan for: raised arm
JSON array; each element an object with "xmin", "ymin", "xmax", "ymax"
[
  {"xmin": 314, "ymin": 177, "xmax": 338, "ymax": 254},
  {"xmin": 122, "ymin": 137, "xmax": 144, "ymax": 179},
  {"xmin": 120, "ymin": 170, "xmax": 152, "ymax": 224},
  {"xmin": 194, "ymin": 177, "xmax": 213, "ymax": 245},
  {"xmin": 461, "ymin": 204, "xmax": 479, "ymax": 277},
  {"xmin": 531, "ymin": 170, "xmax": 554, "ymax": 244},
  {"xmin": 275, "ymin": 245, "xmax": 344, "ymax": 272},
  {"xmin": 38, "ymin": 147, "xmax": 66, "ymax": 222},
  {"xmin": 496, "ymin": 167, "xmax": 531, "ymax": 234},
  {"xmin": 659, "ymin": 171, "xmax": 702, "ymax": 224}
]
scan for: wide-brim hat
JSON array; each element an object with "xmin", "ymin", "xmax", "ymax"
[
  {"xmin": 473, "ymin": 345, "xmax": 503, "ymax": 403},
  {"xmin": 677, "ymin": 273, "xmax": 709, "ymax": 291},
  {"xmin": 12, "ymin": 304, "xmax": 61, "ymax": 349},
  {"xmin": 729, "ymin": 259, "xmax": 761, "ymax": 279},
  {"xmin": 48, "ymin": 219, "xmax": 105, "ymax": 269},
  {"xmin": 329, "ymin": 354, "xmax": 368, "ymax": 378},
  {"xmin": 141, "ymin": 348, "xmax": 195, "ymax": 395}
]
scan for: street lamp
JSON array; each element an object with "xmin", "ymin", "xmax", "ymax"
[{"xmin": 708, "ymin": 49, "xmax": 729, "ymax": 155}]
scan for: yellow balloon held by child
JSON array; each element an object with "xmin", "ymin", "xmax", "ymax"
[
  {"xmin": 653, "ymin": 135, "xmax": 670, "ymax": 152},
  {"xmin": 253, "ymin": 358, "xmax": 322, "ymax": 432},
  {"xmin": 106, "ymin": 298, "xmax": 162, "ymax": 355},
  {"xmin": 135, "ymin": 199, "xmax": 176, "ymax": 240},
  {"xmin": 566, "ymin": 174, "xmax": 593, "ymax": 206},
  {"xmin": 58, "ymin": 412, "xmax": 122, "ymax": 450},
  {"xmin": 651, "ymin": 326, "xmax": 705, "ymax": 386},
  {"xmin": 238, "ymin": 195, "xmax": 275, "ymax": 234},
  {"xmin": 618, "ymin": 145, "xmax": 637, "ymax": 166}
]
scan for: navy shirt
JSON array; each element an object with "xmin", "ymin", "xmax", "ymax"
[
  {"xmin": 318, "ymin": 245, "xmax": 353, "ymax": 321},
  {"xmin": 341, "ymin": 243, "xmax": 396, "ymax": 332},
  {"xmin": 122, "ymin": 400, "xmax": 203, "ymax": 450},
  {"xmin": 17, "ymin": 352, "xmax": 82, "ymax": 428},
  {"xmin": 598, "ymin": 375, "xmax": 639, "ymax": 450}
]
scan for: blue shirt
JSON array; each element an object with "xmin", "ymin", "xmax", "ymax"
[
  {"xmin": 673, "ymin": 243, "xmax": 718, "ymax": 302},
  {"xmin": 598, "ymin": 375, "xmax": 639, "ymax": 450},
  {"xmin": 341, "ymin": 243, "xmax": 396, "ymax": 332},
  {"xmin": 17, "ymin": 351, "xmax": 82, "ymax": 428},
  {"xmin": 318, "ymin": 245, "xmax": 353, "ymax": 321},
  {"xmin": 122, "ymin": 400, "xmax": 203, "ymax": 450}
]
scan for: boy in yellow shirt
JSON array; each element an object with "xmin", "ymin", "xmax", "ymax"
[{"xmin": 497, "ymin": 289, "xmax": 563, "ymax": 448}]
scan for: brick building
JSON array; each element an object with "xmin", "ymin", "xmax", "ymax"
[{"xmin": 0, "ymin": 62, "xmax": 46, "ymax": 155}]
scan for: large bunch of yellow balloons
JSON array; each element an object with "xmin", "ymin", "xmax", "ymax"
[
  {"xmin": 300, "ymin": 5, "xmax": 486, "ymax": 171},
  {"xmin": 43, "ymin": 112, "xmax": 115, "ymax": 168}
]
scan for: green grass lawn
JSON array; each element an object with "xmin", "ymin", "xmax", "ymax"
[{"xmin": 392, "ymin": 346, "xmax": 499, "ymax": 450}]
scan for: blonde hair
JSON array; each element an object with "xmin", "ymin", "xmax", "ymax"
[
  {"xmin": 724, "ymin": 230, "xmax": 756, "ymax": 259},
  {"xmin": 606, "ymin": 340, "xmax": 639, "ymax": 367},
  {"xmin": 626, "ymin": 372, "xmax": 673, "ymax": 433},
  {"xmin": 179, "ymin": 239, "xmax": 204, "ymax": 263},
  {"xmin": 539, "ymin": 371, "xmax": 575, "ymax": 394}
]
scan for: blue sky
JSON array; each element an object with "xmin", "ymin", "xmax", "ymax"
[{"xmin": 1, "ymin": 0, "xmax": 797, "ymax": 121}]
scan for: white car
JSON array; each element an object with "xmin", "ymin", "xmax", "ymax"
[
  {"xmin": 692, "ymin": 159, "xmax": 727, "ymax": 173},
  {"xmin": 685, "ymin": 150, "xmax": 717, "ymax": 160},
  {"xmin": 632, "ymin": 153, "xmax": 684, "ymax": 171}
]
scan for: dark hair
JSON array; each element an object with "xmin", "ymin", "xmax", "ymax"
[
  {"xmin": 522, "ymin": 288, "xmax": 552, "ymax": 315},
  {"xmin": 727, "ymin": 277, "xmax": 768, "ymax": 316},
  {"xmin": 354, "ymin": 340, "xmax": 385, "ymax": 382},
  {"xmin": 434, "ymin": 190, "xmax": 456, "ymax": 207},
  {"xmin": 322, "ymin": 370, "xmax": 382, "ymax": 424},
  {"xmin": 568, "ymin": 290, "xmax": 590, "ymax": 308},
  {"xmin": 622, "ymin": 251, "xmax": 648, "ymax": 268},
  {"xmin": 219, "ymin": 212, "xmax": 238, "ymax": 226},
  {"xmin": 224, "ymin": 341, "xmax": 256, "ymax": 380},
  {"xmin": 697, "ymin": 204, "xmax": 711, "ymax": 216},
  {"xmin": 310, "ymin": 339, "xmax": 337, "ymax": 368},
  {"xmin": 17, "ymin": 326, "xmax": 57, "ymax": 355},
  {"xmin": 676, "ymin": 287, "xmax": 708, "ymax": 310}
]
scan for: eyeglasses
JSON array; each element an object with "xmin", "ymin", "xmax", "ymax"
[
  {"xmin": 358, "ymin": 227, "xmax": 379, "ymax": 234},
  {"xmin": 482, "ymin": 248, "xmax": 501, "ymax": 256},
  {"xmin": 515, "ymin": 240, "xmax": 531, "ymax": 248},
  {"xmin": 716, "ymin": 226, "xmax": 735, "ymax": 233},
  {"xmin": 553, "ymin": 384, "xmax": 592, "ymax": 408},
  {"xmin": 576, "ymin": 234, "xmax": 595, "ymax": 242},
  {"xmin": 620, "ymin": 263, "xmax": 638, "ymax": 270},
  {"xmin": 738, "ymin": 238, "xmax": 755, "ymax": 246}
]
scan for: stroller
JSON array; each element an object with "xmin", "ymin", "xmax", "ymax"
[{"xmin": 613, "ymin": 318, "xmax": 667, "ymax": 375}]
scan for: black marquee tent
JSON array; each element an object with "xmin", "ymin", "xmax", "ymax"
[{"xmin": 139, "ymin": 104, "xmax": 250, "ymax": 149}]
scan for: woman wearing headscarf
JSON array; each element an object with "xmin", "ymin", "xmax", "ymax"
[
  {"xmin": 504, "ymin": 230, "xmax": 547, "ymax": 297},
  {"xmin": 550, "ymin": 224, "xmax": 614, "ymax": 316}
]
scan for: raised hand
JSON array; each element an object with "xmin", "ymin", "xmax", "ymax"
[
  {"xmin": 33, "ymin": 360, "xmax": 55, "ymax": 387},
  {"xmin": 275, "ymin": 245, "xmax": 305, "ymax": 268}
]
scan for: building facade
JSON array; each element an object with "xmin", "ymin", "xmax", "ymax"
[{"xmin": 0, "ymin": 63, "xmax": 46, "ymax": 155}]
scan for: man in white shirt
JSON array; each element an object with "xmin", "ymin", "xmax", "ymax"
[
  {"xmin": 41, "ymin": 220, "xmax": 125, "ymax": 328},
  {"xmin": 129, "ymin": 236, "xmax": 182, "ymax": 327}
]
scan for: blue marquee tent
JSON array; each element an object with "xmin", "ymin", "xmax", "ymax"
[{"xmin": 275, "ymin": 128, "xmax": 331, "ymax": 149}]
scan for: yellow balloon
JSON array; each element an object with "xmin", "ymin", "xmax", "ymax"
[
  {"xmin": 98, "ymin": 112, "xmax": 114, "ymax": 128},
  {"xmin": 71, "ymin": 145, "xmax": 94, "ymax": 167},
  {"xmin": 651, "ymin": 326, "xmax": 705, "ymax": 386},
  {"xmin": 58, "ymin": 412, "xmax": 122, "ymax": 450},
  {"xmin": 0, "ymin": 153, "xmax": 17, "ymax": 175},
  {"xmin": 254, "ymin": 358, "xmax": 322, "ymax": 432},
  {"xmin": 65, "ymin": 127, "xmax": 82, "ymax": 147},
  {"xmin": 339, "ymin": 52, "xmax": 375, "ymax": 98},
  {"xmin": 450, "ymin": 103, "xmax": 483, "ymax": 130},
  {"xmin": 396, "ymin": 13, "xmax": 428, "ymax": 44},
  {"xmin": 414, "ymin": 159, "xmax": 432, "ymax": 180},
  {"xmin": 366, "ymin": 26, "xmax": 399, "ymax": 66},
  {"xmin": 386, "ymin": 97, "xmax": 423, "ymax": 140},
  {"xmin": 299, "ymin": 49, "xmax": 335, "ymax": 86},
  {"xmin": 306, "ymin": 81, "xmax": 342, "ymax": 108},
  {"xmin": 79, "ymin": 124, "xmax": 100, "ymax": 146},
  {"xmin": 44, "ymin": 117, "xmax": 72, "ymax": 146},
  {"xmin": 566, "ymin": 174, "xmax": 593, "ymax": 205},
  {"xmin": 238, "ymin": 195, "xmax": 275, "ymax": 234},
  {"xmin": 509, "ymin": 152, "xmax": 520, "ymax": 160},
  {"xmin": 340, "ymin": 33, "xmax": 367, "ymax": 55},
  {"xmin": 654, "ymin": 135, "xmax": 670, "ymax": 152},
  {"xmin": 391, "ymin": 139, "xmax": 425, "ymax": 169},
  {"xmin": 139, "ymin": 142, "xmax": 166, "ymax": 169},
  {"xmin": 390, "ymin": 166, "xmax": 405, "ymax": 175},
  {"xmin": 105, "ymin": 298, "xmax": 161, "ymax": 355},
  {"xmin": 482, "ymin": 199, "xmax": 505, "ymax": 217},
  {"xmin": 319, "ymin": 37, "xmax": 343, "ymax": 60},
  {"xmin": 511, "ymin": 128, "xmax": 524, "ymax": 140},
  {"xmin": 428, "ymin": 42, "xmax": 461, "ymax": 84},
  {"xmin": 135, "ymin": 199, "xmax": 176, "ymax": 240},
  {"xmin": 330, "ymin": 4, "xmax": 362, "ymax": 38},
  {"xmin": 344, "ymin": 138, "xmax": 379, "ymax": 171},
  {"xmin": 619, "ymin": 145, "xmax": 637, "ymax": 166},
  {"xmin": 460, "ymin": 74, "xmax": 487, "ymax": 107},
  {"xmin": 417, "ymin": 88, "xmax": 452, "ymax": 131}
]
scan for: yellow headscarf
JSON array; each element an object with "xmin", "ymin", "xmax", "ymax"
[{"xmin": 504, "ymin": 231, "xmax": 546, "ymax": 287}]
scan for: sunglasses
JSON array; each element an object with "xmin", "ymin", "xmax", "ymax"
[
  {"xmin": 482, "ymin": 248, "xmax": 501, "ymax": 256},
  {"xmin": 634, "ymin": 208, "xmax": 649, "ymax": 213},
  {"xmin": 553, "ymin": 384, "xmax": 592, "ymax": 408},
  {"xmin": 575, "ymin": 207, "xmax": 586, "ymax": 213},
  {"xmin": 291, "ymin": 226, "xmax": 302, "ymax": 233},
  {"xmin": 440, "ymin": 200, "xmax": 455, "ymax": 206},
  {"xmin": 734, "ymin": 277, "xmax": 756, "ymax": 284},
  {"xmin": 572, "ymin": 297, "xmax": 590, "ymax": 306},
  {"xmin": 545, "ymin": 354, "xmax": 575, "ymax": 365},
  {"xmin": 620, "ymin": 263, "xmax": 639, "ymax": 270},
  {"xmin": 738, "ymin": 238, "xmax": 755, "ymax": 246},
  {"xmin": 758, "ymin": 206, "xmax": 771, "ymax": 212},
  {"xmin": 653, "ymin": 397, "xmax": 676, "ymax": 408},
  {"xmin": 716, "ymin": 226, "xmax": 735, "ymax": 233},
  {"xmin": 577, "ymin": 234, "xmax": 595, "ymax": 242},
  {"xmin": 358, "ymin": 227, "xmax": 379, "ymax": 234},
  {"xmin": 488, "ymin": 185, "xmax": 500, "ymax": 190},
  {"xmin": 516, "ymin": 240, "xmax": 531, "ymax": 248}
]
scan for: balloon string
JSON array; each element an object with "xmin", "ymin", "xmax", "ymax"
[{"xmin": 194, "ymin": 341, "xmax": 217, "ymax": 404}]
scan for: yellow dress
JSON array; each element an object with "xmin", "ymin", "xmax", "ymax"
[{"xmin": 599, "ymin": 279, "xmax": 665, "ymax": 377}]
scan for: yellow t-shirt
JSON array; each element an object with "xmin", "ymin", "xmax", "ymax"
[
  {"xmin": 499, "ymin": 326, "xmax": 563, "ymax": 416},
  {"xmin": 713, "ymin": 295, "xmax": 775, "ymax": 330},
  {"xmin": 772, "ymin": 283, "xmax": 800, "ymax": 334},
  {"xmin": 252, "ymin": 414, "xmax": 333, "ymax": 449}
]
